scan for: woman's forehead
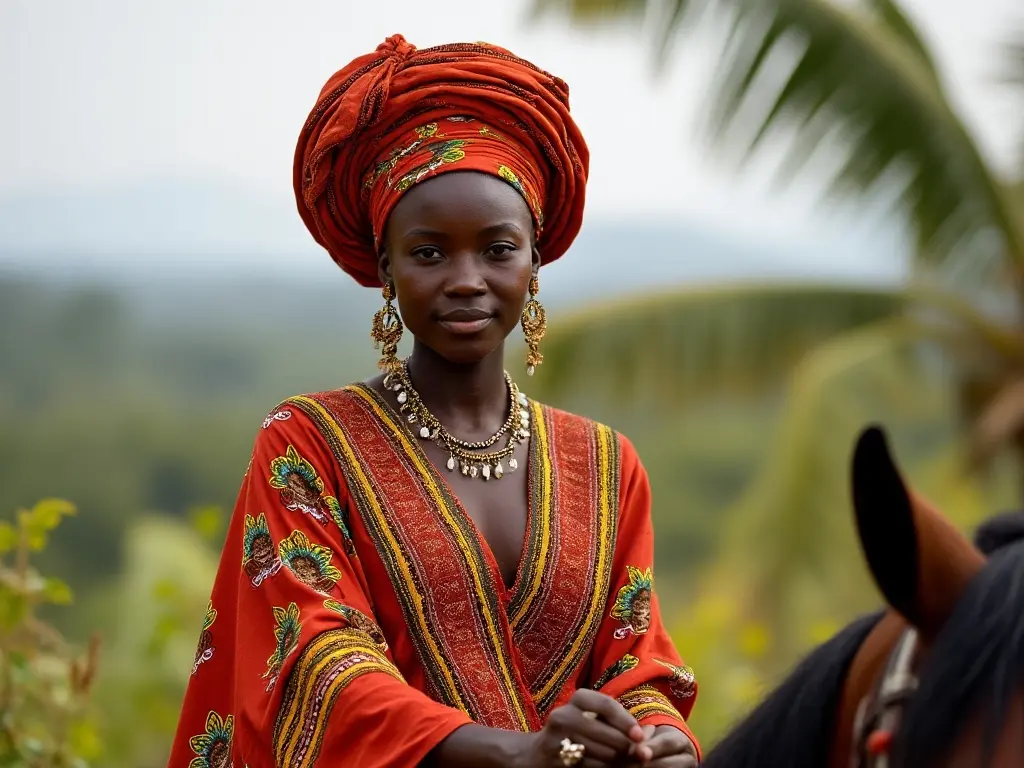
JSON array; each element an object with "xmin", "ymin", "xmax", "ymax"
[{"xmin": 388, "ymin": 172, "xmax": 533, "ymax": 231}]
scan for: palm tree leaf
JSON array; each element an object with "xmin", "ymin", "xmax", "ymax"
[
  {"xmin": 863, "ymin": 0, "xmax": 942, "ymax": 86},
  {"xmin": 707, "ymin": 0, "xmax": 1024, "ymax": 268},
  {"xmin": 528, "ymin": 283, "xmax": 908, "ymax": 404},
  {"xmin": 534, "ymin": 0, "xmax": 1024, "ymax": 268},
  {"xmin": 968, "ymin": 374, "xmax": 1024, "ymax": 467},
  {"xmin": 717, "ymin": 317, "xmax": 950, "ymax": 642}
]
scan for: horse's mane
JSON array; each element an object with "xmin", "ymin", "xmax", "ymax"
[
  {"xmin": 973, "ymin": 510, "xmax": 1024, "ymax": 556},
  {"xmin": 896, "ymin": 536, "xmax": 1024, "ymax": 767},
  {"xmin": 701, "ymin": 611, "xmax": 883, "ymax": 768}
]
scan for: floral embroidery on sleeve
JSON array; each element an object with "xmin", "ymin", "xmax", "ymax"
[
  {"xmin": 267, "ymin": 445, "xmax": 355, "ymax": 554},
  {"xmin": 192, "ymin": 602, "xmax": 217, "ymax": 677},
  {"xmin": 654, "ymin": 658, "xmax": 697, "ymax": 699},
  {"xmin": 324, "ymin": 600, "xmax": 389, "ymax": 651},
  {"xmin": 268, "ymin": 446, "xmax": 336, "ymax": 526},
  {"xmin": 611, "ymin": 566, "xmax": 653, "ymax": 639},
  {"xmin": 188, "ymin": 710, "xmax": 233, "ymax": 768},
  {"xmin": 279, "ymin": 531, "xmax": 342, "ymax": 594},
  {"xmin": 263, "ymin": 602, "xmax": 302, "ymax": 691},
  {"xmin": 593, "ymin": 654, "xmax": 639, "ymax": 690},
  {"xmin": 262, "ymin": 409, "xmax": 292, "ymax": 429},
  {"xmin": 242, "ymin": 513, "xmax": 283, "ymax": 588}
]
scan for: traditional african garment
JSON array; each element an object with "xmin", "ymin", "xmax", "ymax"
[
  {"xmin": 167, "ymin": 34, "xmax": 698, "ymax": 768},
  {"xmin": 166, "ymin": 390, "xmax": 699, "ymax": 767}
]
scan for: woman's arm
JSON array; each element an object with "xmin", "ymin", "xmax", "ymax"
[
  {"xmin": 169, "ymin": 407, "xmax": 473, "ymax": 768},
  {"xmin": 427, "ymin": 689, "xmax": 649, "ymax": 768},
  {"xmin": 581, "ymin": 434, "xmax": 701, "ymax": 763}
]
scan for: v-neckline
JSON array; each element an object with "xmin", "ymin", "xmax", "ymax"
[{"xmin": 352, "ymin": 382, "xmax": 547, "ymax": 603}]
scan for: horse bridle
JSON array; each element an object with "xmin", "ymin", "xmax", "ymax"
[{"xmin": 851, "ymin": 628, "xmax": 921, "ymax": 768}]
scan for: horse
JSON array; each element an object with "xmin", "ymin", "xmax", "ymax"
[{"xmin": 701, "ymin": 425, "xmax": 1024, "ymax": 768}]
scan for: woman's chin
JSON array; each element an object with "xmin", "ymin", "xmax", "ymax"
[{"xmin": 424, "ymin": 338, "xmax": 506, "ymax": 367}]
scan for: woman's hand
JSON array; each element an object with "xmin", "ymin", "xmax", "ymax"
[
  {"xmin": 626, "ymin": 725, "xmax": 698, "ymax": 767},
  {"xmin": 514, "ymin": 689, "xmax": 646, "ymax": 767}
]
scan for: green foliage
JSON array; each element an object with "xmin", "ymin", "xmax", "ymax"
[
  {"xmin": 0, "ymin": 500, "xmax": 100, "ymax": 768},
  {"xmin": 87, "ymin": 515, "xmax": 219, "ymax": 768},
  {"xmin": 537, "ymin": 0, "xmax": 1024, "ymax": 266},
  {"xmin": 530, "ymin": 283, "xmax": 907, "ymax": 405}
]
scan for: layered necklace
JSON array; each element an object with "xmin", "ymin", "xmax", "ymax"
[{"xmin": 383, "ymin": 359, "xmax": 530, "ymax": 481}]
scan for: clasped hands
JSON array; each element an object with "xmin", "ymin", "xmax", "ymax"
[{"xmin": 520, "ymin": 689, "xmax": 698, "ymax": 768}]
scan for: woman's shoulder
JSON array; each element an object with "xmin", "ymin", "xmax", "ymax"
[{"xmin": 255, "ymin": 384, "xmax": 371, "ymax": 440}]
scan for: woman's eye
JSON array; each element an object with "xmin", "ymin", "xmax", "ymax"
[
  {"xmin": 413, "ymin": 247, "xmax": 443, "ymax": 261},
  {"xmin": 489, "ymin": 243, "xmax": 516, "ymax": 257}
]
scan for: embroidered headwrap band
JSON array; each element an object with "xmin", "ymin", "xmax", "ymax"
[{"xmin": 293, "ymin": 34, "xmax": 590, "ymax": 287}]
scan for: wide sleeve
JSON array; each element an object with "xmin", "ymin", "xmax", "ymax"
[
  {"xmin": 584, "ymin": 434, "xmax": 701, "ymax": 757},
  {"xmin": 168, "ymin": 405, "xmax": 472, "ymax": 768}
]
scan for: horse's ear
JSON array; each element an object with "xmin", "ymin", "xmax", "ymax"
[
  {"xmin": 851, "ymin": 425, "xmax": 985, "ymax": 641},
  {"xmin": 851, "ymin": 427, "xmax": 921, "ymax": 623}
]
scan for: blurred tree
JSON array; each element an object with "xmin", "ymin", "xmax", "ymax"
[
  {"xmin": 85, "ymin": 514, "xmax": 220, "ymax": 768},
  {"xmin": 531, "ymin": 0, "xmax": 1024, "ymax": 477},
  {"xmin": 0, "ymin": 499, "xmax": 101, "ymax": 767},
  {"xmin": 530, "ymin": 0, "xmax": 1024, "ymax": 679}
]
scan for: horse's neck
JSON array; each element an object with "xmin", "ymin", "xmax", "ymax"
[{"xmin": 829, "ymin": 613, "xmax": 907, "ymax": 768}]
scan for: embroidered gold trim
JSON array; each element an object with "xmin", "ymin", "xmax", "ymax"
[
  {"xmin": 508, "ymin": 400, "xmax": 554, "ymax": 627},
  {"xmin": 618, "ymin": 684, "xmax": 684, "ymax": 723},
  {"xmin": 287, "ymin": 395, "xmax": 467, "ymax": 707},
  {"xmin": 273, "ymin": 628, "xmax": 403, "ymax": 767},
  {"xmin": 289, "ymin": 391, "xmax": 534, "ymax": 731},
  {"xmin": 530, "ymin": 419, "xmax": 619, "ymax": 712}
]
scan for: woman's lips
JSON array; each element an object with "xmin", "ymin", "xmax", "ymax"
[{"xmin": 437, "ymin": 317, "xmax": 494, "ymax": 334}]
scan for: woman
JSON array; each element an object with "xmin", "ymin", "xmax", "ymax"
[{"xmin": 167, "ymin": 35, "xmax": 700, "ymax": 768}]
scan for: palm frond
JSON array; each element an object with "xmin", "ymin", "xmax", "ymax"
[
  {"xmin": 708, "ymin": 0, "xmax": 1024, "ymax": 268},
  {"xmin": 718, "ymin": 317, "xmax": 950, "ymax": 635},
  {"xmin": 863, "ymin": 0, "xmax": 942, "ymax": 86},
  {"xmin": 533, "ymin": 0, "xmax": 1024, "ymax": 269},
  {"xmin": 528, "ymin": 283, "xmax": 907, "ymax": 404},
  {"xmin": 969, "ymin": 374, "xmax": 1024, "ymax": 467}
]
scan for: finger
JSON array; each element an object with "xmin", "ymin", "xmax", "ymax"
[
  {"xmin": 623, "ymin": 725, "xmax": 658, "ymax": 764},
  {"xmin": 547, "ymin": 730, "xmax": 619, "ymax": 766},
  {"xmin": 644, "ymin": 729, "xmax": 695, "ymax": 760},
  {"xmin": 630, "ymin": 742, "xmax": 654, "ymax": 763},
  {"xmin": 569, "ymin": 689, "xmax": 644, "ymax": 741},
  {"xmin": 571, "ymin": 733, "xmax": 620, "ymax": 764},
  {"xmin": 554, "ymin": 705, "xmax": 635, "ymax": 755}
]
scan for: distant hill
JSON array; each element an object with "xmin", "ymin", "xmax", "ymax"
[{"xmin": 0, "ymin": 178, "xmax": 907, "ymax": 295}]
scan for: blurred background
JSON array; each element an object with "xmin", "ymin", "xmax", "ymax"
[{"xmin": 3, "ymin": 0, "xmax": 1024, "ymax": 764}]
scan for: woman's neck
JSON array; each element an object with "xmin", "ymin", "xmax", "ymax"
[{"xmin": 405, "ymin": 340, "xmax": 510, "ymax": 439}]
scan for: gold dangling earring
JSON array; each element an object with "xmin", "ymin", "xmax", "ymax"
[
  {"xmin": 371, "ymin": 281, "xmax": 403, "ymax": 376},
  {"xmin": 521, "ymin": 276, "xmax": 546, "ymax": 376}
]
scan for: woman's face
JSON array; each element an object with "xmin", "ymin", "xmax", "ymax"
[{"xmin": 380, "ymin": 172, "xmax": 539, "ymax": 365}]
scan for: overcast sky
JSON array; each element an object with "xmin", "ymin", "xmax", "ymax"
[{"xmin": 1, "ymin": 0, "xmax": 1020, "ymax": 245}]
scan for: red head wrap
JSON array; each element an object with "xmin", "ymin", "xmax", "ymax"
[{"xmin": 294, "ymin": 35, "xmax": 590, "ymax": 287}]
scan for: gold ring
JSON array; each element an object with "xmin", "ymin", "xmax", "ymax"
[
  {"xmin": 559, "ymin": 737, "xmax": 585, "ymax": 766},
  {"xmin": 581, "ymin": 710, "xmax": 598, "ymax": 720}
]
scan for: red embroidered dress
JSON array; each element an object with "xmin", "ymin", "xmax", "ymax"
[{"xmin": 167, "ymin": 386, "xmax": 699, "ymax": 767}]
